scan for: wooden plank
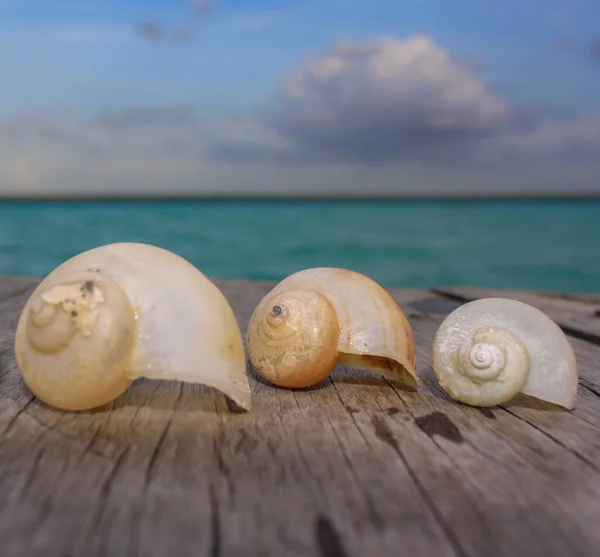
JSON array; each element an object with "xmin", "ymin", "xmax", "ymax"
[
  {"xmin": 0, "ymin": 278, "xmax": 598, "ymax": 557},
  {"xmin": 0, "ymin": 275, "xmax": 39, "ymax": 302},
  {"xmin": 432, "ymin": 286, "xmax": 600, "ymax": 344}
]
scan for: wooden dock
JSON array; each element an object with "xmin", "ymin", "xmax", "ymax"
[{"xmin": 0, "ymin": 276, "xmax": 599, "ymax": 557}]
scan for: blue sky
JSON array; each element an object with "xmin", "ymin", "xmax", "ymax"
[{"xmin": 1, "ymin": 0, "xmax": 599, "ymax": 196}]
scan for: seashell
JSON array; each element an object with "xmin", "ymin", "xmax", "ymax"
[
  {"xmin": 14, "ymin": 242, "xmax": 251, "ymax": 411},
  {"xmin": 431, "ymin": 297, "xmax": 579, "ymax": 409},
  {"xmin": 246, "ymin": 268, "xmax": 417, "ymax": 389}
]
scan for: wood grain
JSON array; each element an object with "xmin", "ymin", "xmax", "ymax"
[{"xmin": 0, "ymin": 277, "xmax": 599, "ymax": 557}]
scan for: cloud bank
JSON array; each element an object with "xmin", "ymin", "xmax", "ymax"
[
  {"xmin": 273, "ymin": 36, "xmax": 510, "ymax": 160},
  {"xmin": 1, "ymin": 34, "xmax": 599, "ymax": 196},
  {"xmin": 209, "ymin": 36, "xmax": 531, "ymax": 164}
]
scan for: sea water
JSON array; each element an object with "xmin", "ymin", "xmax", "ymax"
[{"xmin": 0, "ymin": 200, "xmax": 598, "ymax": 293}]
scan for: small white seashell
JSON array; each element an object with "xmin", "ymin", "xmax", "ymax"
[
  {"xmin": 246, "ymin": 268, "xmax": 417, "ymax": 389},
  {"xmin": 431, "ymin": 297, "xmax": 579, "ymax": 409},
  {"xmin": 14, "ymin": 242, "xmax": 252, "ymax": 411}
]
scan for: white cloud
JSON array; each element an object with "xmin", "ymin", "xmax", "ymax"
[{"xmin": 255, "ymin": 35, "xmax": 512, "ymax": 162}]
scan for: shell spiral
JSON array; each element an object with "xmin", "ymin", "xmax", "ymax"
[
  {"xmin": 246, "ymin": 289, "xmax": 340, "ymax": 388},
  {"xmin": 442, "ymin": 325, "xmax": 530, "ymax": 406},
  {"xmin": 16, "ymin": 269, "xmax": 138, "ymax": 411}
]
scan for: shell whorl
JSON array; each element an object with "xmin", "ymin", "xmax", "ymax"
[
  {"xmin": 26, "ymin": 274, "xmax": 107, "ymax": 354},
  {"xmin": 16, "ymin": 269, "xmax": 137, "ymax": 411},
  {"xmin": 246, "ymin": 288, "xmax": 340, "ymax": 388},
  {"xmin": 443, "ymin": 325, "xmax": 530, "ymax": 406}
]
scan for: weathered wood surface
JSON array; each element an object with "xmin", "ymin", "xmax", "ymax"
[
  {"xmin": 0, "ymin": 276, "xmax": 599, "ymax": 557},
  {"xmin": 433, "ymin": 286, "xmax": 600, "ymax": 343}
]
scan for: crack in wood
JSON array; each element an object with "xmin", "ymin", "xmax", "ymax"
[
  {"xmin": 330, "ymin": 380, "xmax": 370, "ymax": 447},
  {"xmin": 2, "ymin": 395, "xmax": 35, "ymax": 437},
  {"xmin": 0, "ymin": 360, "xmax": 18, "ymax": 380},
  {"xmin": 20, "ymin": 445, "xmax": 46, "ymax": 497},
  {"xmin": 423, "ymin": 376, "xmax": 600, "ymax": 472},
  {"xmin": 477, "ymin": 408, "xmax": 497, "ymax": 420},
  {"xmin": 144, "ymin": 420, "xmax": 172, "ymax": 488},
  {"xmin": 291, "ymin": 392, "xmax": 331, "ymax": 487},
  {"xmin": 384, "ymin": 378, "xmax": 509, "ymax": 535},
  {"xmin": 387, "ymin": 378, "xmax": 509, "ymax": 469},
  {"xmin": 87, "ymin": 447, "xmax": 130, "ymax": 557},
  {"xmin": 315, "ymin": 515, "xmax": 348, "ymax": 557},
  {"xmin": 499, "ymin": 406, "xmax": 600, "ymax": 474},
  {"xmin": 213, "ymin": 436, "xmax": 236, "ymax": 500},
  {"xmin": 581, "ymin": 383, "xmax": 600, "ymax": 399},
  {"xmin": 102, "ymin": 448, "xmax": 129, "ymax": 498},
  {"xmin": 568, "ymin": 409, "xmax": 600, "ymax": 432},
  {"xmin": 371, "ymin": 415, "xmax": 468, "ymax": 557},
  {"xmin": 208, "ymin": 480, "xmax": 221, "ymax": 557},
  {"xmin": 324, "ymin": 384, "xmax": 384, "ymax": 529},
  {"xmin": 383, "ymin": 377, "xmax": 462, "ymax": 443},
  {"xmin": 80, "ymin": 426, "xmax": 103, "ymax": 460}
]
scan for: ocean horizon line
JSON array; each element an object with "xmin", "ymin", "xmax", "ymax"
[{"xmin": 1, "ymin": 192, "xmax": 600, "ymax": 202}]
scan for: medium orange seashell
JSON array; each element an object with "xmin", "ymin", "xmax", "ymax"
[{"xmin": 246, "ymin": 268, "xmax": 417, "ymax": 389}]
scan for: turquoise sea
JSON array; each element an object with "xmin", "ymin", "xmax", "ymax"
[{"xmin": 0, "ymin": 200, "xmax": 599, "ymax": 293}]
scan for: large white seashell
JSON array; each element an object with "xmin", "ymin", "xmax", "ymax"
[
  {"xmin": 246, "ymin": 268, "xmax": 417, "ymax": 389},
  {"xmin": 431, "ymin": 297, "xmax": 579, "ymax": 409},
  {"xmin": 14, "ymin": 242, "xmax": 251, "ymax": 411}
]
